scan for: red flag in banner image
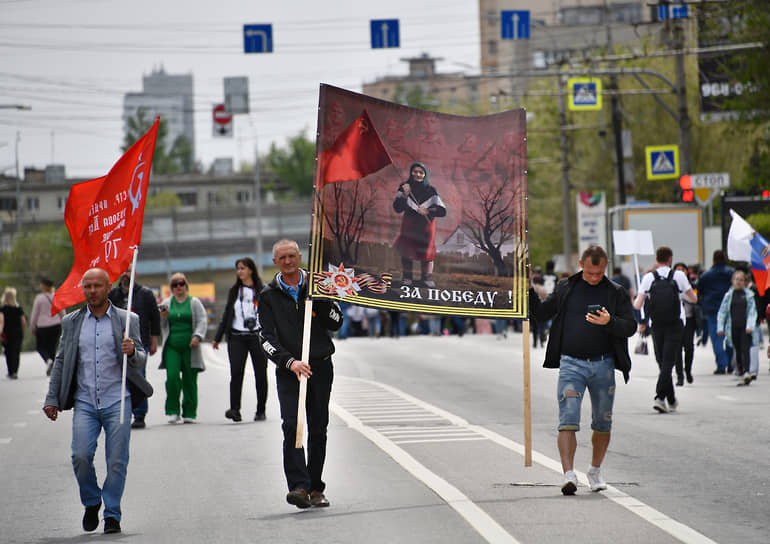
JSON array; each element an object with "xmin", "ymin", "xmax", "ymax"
[
  {"xmin": 318, "ymin": 108, "xmax": 393, "ymax": 189},
  {"xmin": 51, "ymin": 118, "xmax": 159, "ymax": 314}
]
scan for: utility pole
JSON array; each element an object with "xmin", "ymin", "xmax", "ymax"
[
  {"xmin": 254, "ymin": 143, "xmax": 264, "ymax": 276},
  {"xmin": 15, "ymin": 131, "xmax": 21, "ymax": 235},
  {"xmin": 556, "ymin": 73, "xmax": 573, "ymax": 271},
  {"xmin": 667, "ymin": 2, "xmax": 693, "ymax": 176},
  {"xmin": 605, "ymin": 1, "xmax": 627, "ymax": 205}
]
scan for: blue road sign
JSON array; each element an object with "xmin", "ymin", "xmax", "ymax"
[
  {"xmin": 501, "ymin": 10, "xmax": 530, "ymax": 40},
  {"xmin": 645, "ymin": 145, "xmax": 680, "ymax": 180},
  {"xmin": 658, "ymin": 1, "xmax": 688, "ymax": 20},
  {"xmin": 244, "ymin": 24, "xmax": 273, "ymax": 53},
  {"xmin": 371, "ymin": 19, "xmax": 399, "ymax": 49}
]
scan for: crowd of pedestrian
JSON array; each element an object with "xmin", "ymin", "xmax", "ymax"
[{"xmin": 4, "ymin": 239, "xmax": 766, "ymax": 535}]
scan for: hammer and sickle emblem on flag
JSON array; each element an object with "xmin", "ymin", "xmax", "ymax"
[
  {"xmin": 357, "ymin": 117, "xmax": 370, "ymax": 135},
  {"xmin": 128, "ymin": 153, "xmax": 145, "ymax": 215}
]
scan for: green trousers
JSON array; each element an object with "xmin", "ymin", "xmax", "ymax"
[{"xmin": 164, "ymin": 334, "xmax": 199, "ymax": 419}]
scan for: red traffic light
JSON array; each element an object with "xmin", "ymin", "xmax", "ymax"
[
  {"xmin": 681, "ymin": 190, "xmax": 694, "ymax": 202},
  {"xmin": 679, "ymin": 175, "xmax": 692, "ymax": 190},
  {"xmin": 763, "ymin": 190, "xmax": 770, "ymax": 198}
]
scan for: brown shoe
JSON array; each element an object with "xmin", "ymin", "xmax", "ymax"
[
  {"xmin": 309, "ymin": 490, "xmax": 330, "ymax": 507},
  {"xmin": 286, "ymin": 488, "xmax": 311, "ymax": 509}
]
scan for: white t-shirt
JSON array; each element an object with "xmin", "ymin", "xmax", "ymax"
[
  {"xmin": 639, "ymin": 266, "xmax": 691, "ymax": 324},
  {"xmin": 232, "ymin": 286, "xmax": 258, "ymax": 332}
]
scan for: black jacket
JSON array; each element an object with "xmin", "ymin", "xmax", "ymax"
[
  {"xmin": 257, "ymin": 270, "xmax": 343, "ymax": 373},
  {"xmin": 529, "ymin": 272, "xmax": 637, "ymax": 383},
  {"xmin": 214, "ymin": 281, "xmax": 264, "ymax": 342},
  {"xmin": 108, "ymin": 283, "xmax": 161, "ymax": 351}
]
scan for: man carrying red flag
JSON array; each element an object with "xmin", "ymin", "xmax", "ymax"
[{"xmin": 52, "ymin": 119, "xmax": 159, "ymax": 314}]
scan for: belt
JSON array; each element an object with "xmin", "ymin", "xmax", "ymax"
[{"xmin": 565, "ymin": 353, "xmax": 614, "ymax": 362}]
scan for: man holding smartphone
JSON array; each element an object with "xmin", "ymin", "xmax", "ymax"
[{"xmin": 530, "ymin": 245, "xmax": 637, "ymax": 496}]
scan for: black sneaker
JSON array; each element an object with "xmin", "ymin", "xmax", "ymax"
[
  {"xmin": 82, "ymin": 502, "xmax": 101, "ymax": 532},
  {"xmin": 225, "ymin": 409, "xmax": 242, "ymax": 422},
  {"xmin": 131, "ymin": 418, "xmax": 146, "ymax": 429},
  {"xmin": 254, "ymin": 411, "xmax": 266, "ymax": 421},
  {"xmin": 103, "ymin": 517, "xmax": 121, "ymax": 534}
]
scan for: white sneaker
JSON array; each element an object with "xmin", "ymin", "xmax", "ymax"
[
  {"xmin": 561, "ymin": 471, "xmax": 577, "ymax": 495},
  {"xmin": 653, "ymin": 398, "xmax": 668, "ymax": 413},
  {"xmin": 667, "ymin": 399, "xmax": 678, "ymax": 412},
  {"xmin": 587, "ymin": 466, "xmax": 607, "ymax": 492},
  {"xmin": 167, "ymin": 415, "xmax": 181, "ymax": 424},
  {"xmin": 183, "ymin": 417, "xmax": 196, "ymax": 424}
]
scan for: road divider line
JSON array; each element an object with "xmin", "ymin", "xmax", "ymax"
[
  {"xmin": 331, "ymin": 400, "xmax": 520, "ymax": 544},
  {"xmin": 337, "ymin": 376, "xmax": 719, "ymax": 544}
]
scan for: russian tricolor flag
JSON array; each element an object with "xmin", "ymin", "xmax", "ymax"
[{"xmin": 727, "ymin": 210, "xmax": 770, "ymax": 295}]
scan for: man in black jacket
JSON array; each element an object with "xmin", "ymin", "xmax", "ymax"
[
  {"xmin": 530, "ymin": 245, "xmax": 637, "ymax": 496},
  {"xmin": 108, "ymin": 270, "xmax": 160, "ymax": 429},
  {"xmin": 258, "ymin": 239, "xmax": 342, "ymax": 509}
]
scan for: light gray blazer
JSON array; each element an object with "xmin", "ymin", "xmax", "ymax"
[
  {"xmin": 44, "ymin": 304, "xmax": 151, "ymax": 411},
  {"xmin": 159, "ymin": 296, "xmax": 208, "ymax": 371}
]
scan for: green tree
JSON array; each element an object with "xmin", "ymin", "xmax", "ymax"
[
  {"xmin": 146, "ymin": 191, "xmax": 182, "ymax": 209},
  {"xmin": 262, "ymin": 130, "xmax": 316, "ymax": 196},
  {"xmin": 0, "ymin": 225, "xmax": 74, "ymax": 313},
  {"xmin": 123, "ymin": 107, "xmax": 194, "ymax": 175},
  {"xmin": 392, "ymin": 83, "xmax": 441, "ymax": 111}
]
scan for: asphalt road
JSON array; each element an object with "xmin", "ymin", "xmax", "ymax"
[{"xmin": 1, "ymin": 330, "xmax": 768, "ymax": 543}]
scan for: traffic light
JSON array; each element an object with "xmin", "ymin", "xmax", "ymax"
[
  {"xmin": 679, "ymin": 175, "xmax": 694, "ymax": 202},
  {"xmin": 763, "ymin": 190, "xmax": 770, "ymax": 199}
]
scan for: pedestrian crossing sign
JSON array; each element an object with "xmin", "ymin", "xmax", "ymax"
[
  {"xmin": 568, "ymin": 78, "xmax": 602, "ymax": 111},
  {"xmin": 645, "ymin": 145, "xmax": 679, "ymax": 180}
]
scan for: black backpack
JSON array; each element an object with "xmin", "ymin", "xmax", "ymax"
[{"xmin": 648, "ymin": 269, "xmax": 681, "ymax": 325}]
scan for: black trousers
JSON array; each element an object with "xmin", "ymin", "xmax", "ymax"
[
  {"xmin": 3, "ymin": 336, "xmax": 22, "ymax": 375},
  {"xmin": 651, "ymin": 321, "xmax": 683, "ymax": 403},
  {"xmin": 35, "ymin": 324, "xmax": 61, "ymax": 363},
  {"xmin": 675, "ymin": 316, "xmax": 696, "ymax": 380},
  {"xmin": 731, "ymin": 326, "xmax": 752, "ymax": 375},
  {"xmin": 227, "ymin": 333, "xmax": 268, "ymax": 414},
  {"xmin": 275, "ymin": 358, "xmax": 333, "ymax": 493}
]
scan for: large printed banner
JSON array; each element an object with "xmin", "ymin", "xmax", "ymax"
[{"xmin": 308, "ymin": 85, "xmax": 527, "ymax": 318}]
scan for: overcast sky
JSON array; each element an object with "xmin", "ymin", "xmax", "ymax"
[{"xmin": 0, "ymin": 0, "xmax": 480, "ymax": 178}]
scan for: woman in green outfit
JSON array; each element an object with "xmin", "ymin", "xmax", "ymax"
[{"xmin": 159, "ymin": 273, "xmax": 208, "ymax": 424}]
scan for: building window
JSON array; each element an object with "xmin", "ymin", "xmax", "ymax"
[
  {"xmin": 487, "ymin": 40, "xmax": 498, "ymax": 55},
  {"xmin": 486, "ymin": 10, "xmax": 497, "ymax": 26},
  {"xmin": 177, "ymin": 192, "xmax": 197, "ymax": 207},
  {"xmin": 57, "ymin": 196, "xmax": 67, "ymax": 211},
  {"xmin": 26, "ymin": 197, "xmax": 39, "ymax": 211},
  {"xmin": 236, "ymin": 190, "xmax": 250, "ymax": 203}
]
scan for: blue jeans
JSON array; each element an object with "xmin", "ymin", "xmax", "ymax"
[
  {"xmin": 706, "ymin": 313, "xmax": 733, "ymax": 371},
  {"xmin": 557, "ymin": 355, "xmax": 616, "ymax": 432},
  {"xmin": 72, "ymin": 400, "xmax": 131, "ymax": 521}
]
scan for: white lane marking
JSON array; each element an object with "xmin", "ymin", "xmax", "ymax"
[
  {"xmin": 337, "ymin": 376, "xmax": 719, "ymax": 544},
  {"xmin": 27, "ymin": 410, "xmax": 40, "ymax": 415},
  {"xmin": 332, "ymin": 401, "xmax": 520, "ymax": 544},
  {"xmin": 0, "ymin": 437, "xmax": 11, "ymax": 444},
  {"xmin": 394, "ymin": 437, "xmax": 488, "ymax": 445},
  {"xmin": 716, "ymin": 395, "xmax": 736, "ymax": 401},
  {"xmin": 13, "ymin": 422, "xmax": 27, "ymax": 428}
]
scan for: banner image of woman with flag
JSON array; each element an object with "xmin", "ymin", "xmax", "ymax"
[{"xmin": 309, "ymin": 85, "xmax": 527, "ymax": 319}]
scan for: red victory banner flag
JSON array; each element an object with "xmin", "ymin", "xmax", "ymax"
[
  {"xmin": 317, "ymin": 108, "xmax": 393, "ymax": 190},
  {"xmin": 52, "ymin": 119, "xmax": 159, "ymax": 314}
]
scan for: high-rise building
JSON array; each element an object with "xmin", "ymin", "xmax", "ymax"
[{"xmin": 123, "ymin": 67, "xmax": 195, "ymax": 158}]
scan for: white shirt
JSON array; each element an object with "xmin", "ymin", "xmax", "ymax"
[
  {"xmin": 232, "ymin": 286, "xmax": 258, "ymax": 332},
  {"xmin": 639, "ymin": 266, "xmax": 692, "ymax": 324}
]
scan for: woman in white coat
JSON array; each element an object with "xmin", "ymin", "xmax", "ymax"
[{"xmin": 159, "ymin": 273, "xmax": 207, "ymax": 423}]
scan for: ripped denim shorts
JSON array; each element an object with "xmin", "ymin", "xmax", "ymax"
[{"xmin": 557, "ymin": 354, "xmax": 616, "ymax": 433}]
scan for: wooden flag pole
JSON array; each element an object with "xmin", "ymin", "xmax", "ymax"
[
  {"xmin": 522, "ymin": 318, "xmax": 532, "ymax": 467},
  {"xmin": 295, "ymin": 298, "xmax": 314, "ymax": 448},
  {"xmin": 119, "ymin": 247, "xmax": 139, "ymax": 426}
]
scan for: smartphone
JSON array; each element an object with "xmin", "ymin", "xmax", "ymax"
[{"xmin": 586, "ymin": 304, "xmax": 602, "ymax": 315}]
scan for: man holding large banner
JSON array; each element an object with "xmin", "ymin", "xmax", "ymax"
[{"xmin": 257, "ymin": 239, "xmax": 343, "ymax": 509}]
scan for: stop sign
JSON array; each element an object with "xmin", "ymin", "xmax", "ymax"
[{"xmin": 213, "ymin": 104, "xmax": 232, "ymax": 125}]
